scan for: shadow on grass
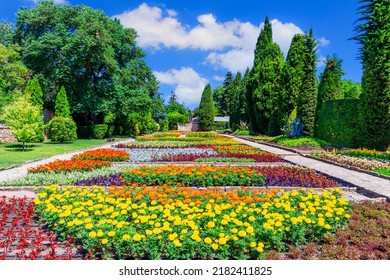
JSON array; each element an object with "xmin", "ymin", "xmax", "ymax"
[{"xmin": 4, "ymin": 143, "xmax": 39, "ymax": 152}]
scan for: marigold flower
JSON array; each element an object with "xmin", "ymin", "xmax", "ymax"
[
  {"xmin": 108, "ymin": 231, "xmax": 116, "ymax": 237},
  {"xmin": 211, "ymin": 243, "xmax": 218, "ymax": 250},
  {"xmin": 101, "ymin": 238, "xmax": 109, "ymax": 245},
  {"xmin": 89, "ymin": 231, "xmax": 97, "ymax": 238},
  {"xmin": 133, "ymin": 234, "xmax": 142, "ymax": 242},
  {"xmin": 122, "ymin": 234, "xmax": 131, "ymax": 241}
]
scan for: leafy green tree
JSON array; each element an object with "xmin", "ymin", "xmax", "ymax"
[
  {"xmin": 246, "ymin": 16, "xmax": 284, "ymax": 134},
  {"xmin": 212, "ymin": 85, "xmax": 224, "ymax": 116},
  {"xmin": 297, "ymin": 29, "xmax": 318, "ymax": 136},
  {"xmin": 46, "ymin": 116, "xmax": 77, "ymax": 143},
  {"xmin": 54, "ymin": 86, "xmax": 71, "ymax": 117},
  {"xmin": 24, "ymin": 77, "xmax": 44, "ymax": 110},
  {"xmin": 198, "ymin": 84, "xmax": 214, "ymax": 131},
  {"xmin": 342, "ymin": 80, "xmax": 362, "ymax": 99},
  {"xmin": 167, "ymin": 111, "xmax": 188, "ymax": 129},
  {"xmin": 0, "ymin": 21, "xmax": 14, "ymax": 46},
  {"xmin": 14, "ymin": 1, "xmax": 159, "ymax": 126},
  {"xmin": 3, "ymin": 97, "xmax": 44, "ymax": 150},
  {"xmin": 354, "ymin": 0, "xmax": 390, "ymax": 150},
  {"xmin": 220, "ymin": 71, "xmax": 233, "ymax": 116},
  {"xmin": 278, "ymin": 34, "xmax": 306, "ymax": 130}
]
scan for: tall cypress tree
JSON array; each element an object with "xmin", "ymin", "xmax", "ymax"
[
  {"xmin": 229, "ymin": 72, "xmax": 242, "ymax": 130},
  {"xmin": 315, "ymin": 54, "xmax": 344, "ymax": 134},
  {"xmin": 246, "ymin": 16, "xmax": 284, "ymax": 134},
  {"xmin": 54, "ymin": 86, "xmax": 71, "ymax": 117},
  {"xmin": 278, "ymin": 34, "xmax": 306, "ymax": 130},
  {"xmin": 220, "ymin": 71, "xmax": 233, "ymax": 116},
  {"xmin": 198, "ymin": 84, "xmax": 214, "ymax": 131},
  {"xmin": 239, "ymin": 68, "xmax": 249, "ymax": 127},
  {"xmin": 24, "ymin": 77, "xmax": 44, "ymax": 110},
  {"xmin": 354, "ymin": 0, "xmax": 390, "ymax": 150},
  {"xmin": 297, "ymin": 29, "xmax": 318, "ymax": 136}
]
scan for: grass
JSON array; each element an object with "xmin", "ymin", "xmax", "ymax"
[
  {"xmin": 374, "ymin": 168, "xmax": 390, "ymax": 176},
  {"xmin": 273, "ymin": 136, "xmax": 329, "ymax": 147},
  {"xmin": 0, "ymin": 139, "xmax": 108, "ymax": 169}
]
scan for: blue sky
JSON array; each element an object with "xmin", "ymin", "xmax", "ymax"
[{"xmin": 0, "ymin": 0, "xmax": 362, "ymax": 108}]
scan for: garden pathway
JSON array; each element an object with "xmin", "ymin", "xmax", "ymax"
[
  {"xmin": 0, "ymin": 138, "xmax": 134, "ymax": 184},
  {"xmin": 232, "ymin": 137, "xmax": 390, "ymax": 201}
]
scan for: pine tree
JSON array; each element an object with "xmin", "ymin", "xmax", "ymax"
[
  {"xmin": 168, "ymin": 91, "xmax": 178, "ymax": 105},
  {"xmin": 198, "ymin": 84, "xmax": 214, "ymax": 131},
  {"xmin": 246, "ymin": 16, "xmax": 284, "ymax": 134},
  {"xmin": 54, "ymin": 86, "xmax": 71, "ymax": 117},
  {"xmin": 297, "ymin": 29, "xmax": 318, "ymax": 136},
  {"xmin": 229, "ymin": 72, "xmax": 242, "ymax": 130},
  {"xmin": 278, "ymin": 34, "xmax": 306, "ymax": 130},
  {"xmin": 220, "ymin": 71, "xmax": 233, "ymax": 116},
  {"xmin": 315, "ymin": 55, "xmax": 344, "ymax": 135},
  {"xmin": 24, "ymin": 77, "xmax": 44, "ymax": 110},
  {"xmin": 354, "ymin": 0, "xmax": 390, "ymax": 150}
]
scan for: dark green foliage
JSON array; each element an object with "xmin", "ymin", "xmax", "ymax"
[
  {"xmin": 91, "ymin": 124, "xmax": 108, "ymax": 139},
  {"xmin": 0, "ymin": 21, "xmax": 14, "ymax": 47},
  {"xmin": 77, "ymin": 126, "xmax": 92, "ymax": 139},
  {"xmin": 54, "ymin": 86, "xmax": 71, "ymax": 117},
  {"xmin": 297, "ymin": 29, "xmax": 318, "ymax": 136},
  {"xmin": 315, "ymin": 55, "xmax": 344, "ymax": 135},
  {"xmin": 125, "ymin": 112, "xmax": 158, "ymax": 135},
  {"xmin": 246, "ymin": 16, "xmax": 284, "ymax": 134},
  {"xmin": 198, "ymin": 84, "xmax": 214, "ymax": 131},
  {"xmin": 278, "ymin": 34, "xmax": 306, "ymax": 131},
  {"xmin": 354, "ymin": 0, "xmax": 390, "ymax": 150},
  {"xmin": 316, "ymin": 99, "xmax": 360, "ymax": 148},
  {"xmin": 47, "ymin": 116, "xmax": 77, "ymax": 143},
  {"xmin": 229, "ymin": 72, "xmax": 242, "ymax": 130},
  {"xmin": 165, "ymin": 91, "xmax": 189, "ymax": 129},
  {"xmin": 24, "ymin": 77, "xmax": 44, "ymax": 110},
  {"xmin": 220, "ymin": 71, "xmax": 233, "ymax": 116},
  {"xmin": 342, "ymin": 80, "xmax": 362, "ymax": 99}
]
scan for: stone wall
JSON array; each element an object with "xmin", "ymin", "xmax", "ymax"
[
  {"xmin": 0, "ymin": 124, "xmax": 17, "ymax": 143},
  {"xmin": 177, "ymin": 118, "xmax": 199, "ymax": 132}
]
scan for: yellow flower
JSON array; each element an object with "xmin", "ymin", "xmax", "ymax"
[
  {"xmin": 145, "ymin": 230, "xmax": 153, "ymax": 236},
  {"xmin": 89, "ymin": 231, "xmax": 97, "ymax": 238},
  {"xmin": 211, "ymin": 243, "xmax": 218, "ymax": 250},
  {"xmin": 250, "ymin": 241, "xmax": 257, "ymax": 248},
  {"xmin": 67, "ymin": 221, "xmax": 74, "ymax": 227},
  {"xmin": 248, "ymin": 216, "xmax": 256, "ymax": 222},
  {"xmin": 122, "ymin": 234, "xmax": 131, "ymax": 241},
  {"xmin": 204, "ymin": 237, "xmax": 212, "ymax": 244},
  {"xmin": 246, "ymin": 226, "xmax": 254, "ymax": 234},
  {"xmin": 238, "ymin": 230, "xmax": 247, "ymax": 237},
  {"xmin": 133, "ymin": 234, "xmax": 142, "ymax": 242},
  {"xmin": 97, "ymin": 230, "xmax": 104, "ymax": 237},
  {"xmin": 256, "ymin": 246, "xmax": 264, "ymax": 253},
  {"xmin": 207, "ymin": 221, "xmax": 215, "ymax": 228},
  {"xmin": 344, "ymin": 214, "xmax": 351, "ymax": 219},
  {"xmin": 173, "ymin": 239, "xmax": 182, "ymax": 247},
  {"xmin": 325, "ymin": 212, "xmax": 333, "ymax": 218},
  {"xmin": 218, "ymin": 237, "xmax": 227, "ymax": 245},
  {"xmin": 85, "ymin": 223, "xmax": 93, "ymax": 230},
  {"xmin": 101, "ymin": 238, "xmax": 109, "ymax": 245},
  {"xmin": 108, "ymin": 231, "xmax": 116, "ymax": 237},
  {"xmin": 153, "ymin": 228, "xmax": 162, "ymax": 235},
  {"xmin": 324, "ymin": 224, "xmax": 331, "ymax": 230}
]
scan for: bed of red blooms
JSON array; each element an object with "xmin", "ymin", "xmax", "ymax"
[
  {"xmin": 0, "ymin": 196, "xmax": 77, "ymax": 260},
  {"xmin": 27, "ymin": 159, "xmax": 112, "ymax": 173},
  {"xmin": 71, "ymin": 148, "xmax": 130, "ymax": 162}
]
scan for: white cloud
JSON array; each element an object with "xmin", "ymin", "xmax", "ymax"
[
  {"xmin": 318, "ymin": 37, "xmax": 330, "ymax": 47},
  {"xmin": 213, "ymin": 75, "xmax": 225, "ymax": 82},
  {"xmin": 167, "ymin": 9, "xmax": 178, "ymax": 17},
  {"xmin": 31, "ymin": 0, "xmax": 68, "ymax": 4},
  {"xmin": 154, "ymin": 67, "xmax": 208, "ymax": 106}
]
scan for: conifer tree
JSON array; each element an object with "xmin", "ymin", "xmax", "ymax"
[
  {"xmin": 24, "ymin": 77, "xmax": 44, "ymax": 110},
  {"xmin": 297, "ymin": 29, "xmax": 318, "ymax": 136},
  {"xmin": 315, "ymin": 54, "xmax": 344, "ymax": 135},
  {"xmin": 198, "ymin": 84, "xmax": 214, "ymax": 131},
  {"xmin": 354, "ymin": 0, "xmax": 390, "ymax": 150},
  {"xmin": 229, "ymin": 72, "xmax": 242, "ymax": 130},
  {"xmin": 220, "ymin": 71, "xmax": 233, "ymax": 116},
  {"xmin": 246, "ymin": 16, "xmax": 284, "ymax": 134},
  {"xmin": 278, "ymin": 34, "xmax": 306, "ymax": 130},
  {"xmin": 54, "ymin": 86, "xmax": 71, "ymax": 117}
]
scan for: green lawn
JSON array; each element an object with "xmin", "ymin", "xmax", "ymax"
[
  {"xmin": 0, "ymin": 139, "xmax": 108, "ymax": 168},
  {"xmin": 272, "ymin": 135, "xmax": 330, "ymax": 147}
]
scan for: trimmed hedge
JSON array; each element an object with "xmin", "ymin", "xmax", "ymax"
[
  {"xmin": 316, "ymin": 99, "xmax": 359, "ymax": 148},
  {"xmin": 92, "ymin": 124, "xmax": 108, "ymax": 139}
]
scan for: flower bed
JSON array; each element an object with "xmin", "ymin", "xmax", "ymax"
[
  {"xmin": 313, "ymin": 153, "xmax": 390, "ymax": 172},
  {"xmin": 72, "ymin": 148, "xmax": 130, "ymax": 162},
  {"xmin": 120, "ymin": 165, "xmax": 266, "ymax": 187},
  {"xmin": 73, "ymin": 165, "xmax": 339, "ymax": 189},
  {"xmin": 0, "ymin": 196, "xmax": 74, "ymax": 260},
  {"xmin": 28, "ymin": 159, "xmax": 112, "ymax": 173},
  {"xmin": 34, "ymin": 185, "xmax": 351, "ymax": 259},
  {"xmin": 335, "ymin": 148, "xmax": 390, "ymax": 161}
]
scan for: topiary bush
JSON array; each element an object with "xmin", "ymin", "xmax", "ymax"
[
  {"xmin": 47, "ymin": 116, "xmax": 77, "ymax": 143},
  {"xmin": 92, "ymin": 124, "xmax": 108, "ymax": 139}
]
